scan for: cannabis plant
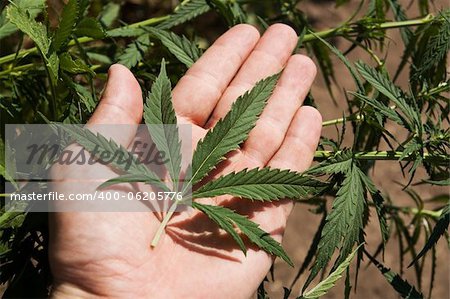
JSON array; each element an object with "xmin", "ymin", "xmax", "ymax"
[{"xmin": 0, "ymin": 0, "xmax": 449, "ymax": 298}]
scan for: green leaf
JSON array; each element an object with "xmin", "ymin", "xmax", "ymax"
[
  {"xmin": 46, "ymin": 51, "xmax": 60, "ymax": 84},
  {"xmin": 366, "ymin": 252, "xmax": 423, "ymax": 298},
  {"xmin": 143, "ymin": 60, "xmax": 182, "ymax": 186},
  {"xmin": 305, "ymin": 164, "xmax": 367, "ymax": 288},
  {"xmin": 146, "ymin": 27, "xmax": 201, "ymax": 67},
  {"xmin": 6, "ymin": 4, "xmax": 50, "ymax": 54},
  {"xmin": 311, "ymin": 31, "xmax": 364, "ymax": 92},
  {"xmin": 60, "ymin": 52, "xmax": 94, "ymax": 75},
  {"xmin": 408, "ymin": 204, "xmax": 449, "ymax": 267},
  {"xmin": 358, "ymin": 169, "xmax": 389, "ymax": 245},
  {"xmin": 192, "ymin": 202, "xmax": 293, "ymax": 266},
  {"xmin": 157, "ymin": 0, "xmax": 210, "ymax": 30},
  {"xmin": 350, "ymin": 92, "xmax": 406, "ymax": 127},
  {"xmin": 301, "ymin": 244, "xmax": 362, "ymax": 299},
  {"xmin": 189, "ymin": 74, "xmax": 279, "ymax": 185},
  {"xmin": 306, "ymin": 150, "xmax": 353, "ymax": 175},
  {"xmin": 75, "ymin": 17, "xmax": 106, "ymax": 39},
  {"xmin": 52, "ymin": 0, "xmax": 79, "ymax": 52},
  {"xmin": 116, "ymin": 34, "xmax": 150, "ymax": 68},
  {"xmin": 0, "ymin": 0, "xmax": 46, "ymax": 40},
  {"xmin": 417, "ymin": 13, "xmax": 450, "ymax": 76},
  {"xmin": 55, "ymin": 124, "xmax": 169, "ymax": 192},
  {"xmin": 355, "ymin": 62, "xmax": 418, "ymax": 129},
  {"xmin": 98, "ymin": 2, "xmax": 120, "ymax": 28},
  {"xmin": 193, "ymin": 168, "xmax": 326, "ymax": 201}
]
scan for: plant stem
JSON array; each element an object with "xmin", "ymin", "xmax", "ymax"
[
  {"xmin": 301, "ymin": 14, "xmax": 434, "ymax": 43},
  {"xmin": 151, "ymin": 201, "xmax": 178, "ymax": 247},
  {"xmin": 322, "ymin": 113, "xmax": 364, "ymax": 127},
  {"xmin": 314, "ymin": 150, "xmax": 449, "ymax": 164},
  {"xmin": 0, "ymin": 14, "xmax": 434, "ymax": 66}
]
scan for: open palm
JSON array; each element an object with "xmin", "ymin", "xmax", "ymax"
[{"xmin": 49, "ymin": 24, "xmax": 321, "ymax": 299}]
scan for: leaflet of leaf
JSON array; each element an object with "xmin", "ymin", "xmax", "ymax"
[
  {"xmin": 305, "ymin": 164, "xmax": 366, "ymax": 289},
  {"xmin": 156, "ymin": 0, "xmax": 210, "ymax": 30},
  {"xmin": 189, "ymin": 74, "xmax": 279, "ymax": 186},
  {"xmin": 52, "ymin": 0, "xmax": 79, "ymax": 52},
  {"xmin": 146, "ymin": 27, "xmax": 201, "ymax": 67},
  {"xmin": 55, "ymin": 124, "xmax": 169, "ymax": 192},
  {"xmin": 301, "ymin": 244, "xmax": 363, "ymax": 299},
  {"xmin": 193, "ymin": 168, "xmax": 326, "ymax": 201},
  {"xmin": 144, "ymin": 60, "xmax": 182, "ymax": 187},
  {"xmin": 192, "ymin": 202, "xmax": 293, "ymax": 266}
]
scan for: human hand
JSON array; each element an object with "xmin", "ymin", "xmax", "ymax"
[{"xmin": 49, "ymin": 24, "xmax": 321, "ymax": 299}]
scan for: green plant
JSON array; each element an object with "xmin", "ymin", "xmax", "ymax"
[{"xmin": 0, "ymin": 0, "xmax": 449, "ymax": 298}]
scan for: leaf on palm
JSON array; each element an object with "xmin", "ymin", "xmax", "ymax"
[
  {"xmin": 55, "ymin": 124, "xmax": 169, "ymax": 192},
  {"xmin": 192, "ymin": 202, "xmax": 293, "ymax": 266},
  {"xmin": 143, "ymin": 60, "xmax": 182, "ymax": 187},
  {"xmin": 189, "ymin": 74, "xmax": 279, "ymax": 186},
  {"xmin": 193, "ymin": 168, "xmax": 326, "ymax": 201}
]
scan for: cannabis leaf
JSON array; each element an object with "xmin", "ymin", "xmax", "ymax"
[
  {"xmin": 365, "ymin": 250, "xmax": 424, "ymax": 299},
  {"xmin": 408, "ymin": 204, "xmax": 449, "ymax": 267},
  {"xmin": 193, "ymin": 168, "xmax": 326, "ymax": 201},
  {"xmin": 52, "ymin": 0, "xmax": 79, "ymax": 52},
  {"xmin": 143, "ymin": 61, "xmax": 182, "ymax": 187},
  {"xmin": 0, "ymin": 0, "xmax": 46, "ymax": 40},
  {"xmin": 75, "ymin": 17, "xmax": 106, "ymax": 39},
  {"xmin": 146, "ymin": 27, "xmax": 202, "ymax": 67},
  {"xmin": 6, "ymin": 4, "xmax": 50, "ymax": 54},
  {"xmin": 355, "ymin": 61, "xmax": 420, "ymax": 131},
  {"xmin": 192, "ymin": 202, "xmax": 293, "ymax": 266},
  {"xmin": 300, "ymin": 244, "xmax": 362, "ymax": 299},
  {"xmin": 305, "ymin": 162, "xmax": 367, "ymax": 289},
  {"xmin": 189, "ymin": 74, "xmax": 279, "ymax": 186},
  {"xmin": 6, "ymin": 3, "xmax": 59, "ymax": 82},
  {"xmin": 312, "ymin": 32, "xmax": 364, "ymax": 92},
  {"xmin": 117, "ymin": 34, "xmax": 150, "ymax": 68},
  {"xmin": 157, "ymin": 0, "xmax": 210, "ymax": 30},
  {"xmin": 55, "ymin": 124, "xmax": 169, "ymax": 192}
]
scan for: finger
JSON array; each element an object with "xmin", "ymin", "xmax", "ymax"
[
  {"xmin": 266, "ymin": 106, "xmax": 322, "ymax": 217},
  {"xmin": 242, "ymin": 55, "xmax": 316, "ymax": 164},
  {"xmin": 205, "ymin": 24, "xmax": 298, "ymax": 128},
  {"xmin": 87, "ymin": 64, "xmax": 143, "ymax": 147},
  {"xmin": 172, "ymin": 24, "xmax": 260, "ymax": 126},
  {"xmin": 268, "ymin": 106, "xmax": 322, "ymax": 172}
]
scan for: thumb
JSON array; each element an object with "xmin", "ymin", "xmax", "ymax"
[{"xmin": 87, "ymin": 64, "xmax": 143, "ymax": 147}]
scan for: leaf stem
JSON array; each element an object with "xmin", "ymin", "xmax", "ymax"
[
  {"xmin": 151, "ymin": 201, "xmax": 178, "ymax": 247},
  {"xmin": 314, "ymin": 150, "xmax": 449, "ymax": 164}
]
